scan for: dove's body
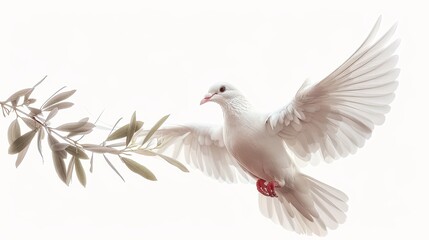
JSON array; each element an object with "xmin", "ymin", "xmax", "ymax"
[{"xmin": 222, "ymin": 105, "xmax": 295, "ymax": 187}]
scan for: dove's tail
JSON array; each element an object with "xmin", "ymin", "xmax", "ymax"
[{"xmin": 258, "ymin": 173, "xmax": 348, "ymax": 236}]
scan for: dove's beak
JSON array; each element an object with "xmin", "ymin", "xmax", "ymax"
[{"xmin": 200, "ymin": 93, "xmax": 216, "ymax": 105}]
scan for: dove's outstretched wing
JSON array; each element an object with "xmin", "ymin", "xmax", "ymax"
[
  {"xmin": 146, "ymin": 124, "xmax": 252, "ymax": 183},
  {"xmin": 266, "ymin": 17, "xmax": 399, "ymax": 164}
]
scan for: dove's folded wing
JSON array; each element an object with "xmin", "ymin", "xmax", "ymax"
[
  {"xmin": 266, "ymin": 17, "xmax": 400, "ymax": 165},
  {"xmin": 145, "ymin": 124, "xmax": 252, "ymax": 183}
]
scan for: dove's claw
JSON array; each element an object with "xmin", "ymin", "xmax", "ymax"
[
  {"xmin": 256, "ymin": 179, "xmax": 278, "ymax": 197},
  {"xmin": 257, "ymin": 179, "xmax": 269, "ymax": 196},
  {"xmin": 266, "ymin": 181, "xmax": 278, "ymax": 197}
]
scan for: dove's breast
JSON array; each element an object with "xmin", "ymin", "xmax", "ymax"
[{"xmin": 223, "ymin": 112, "xmax": 297, "ymax": 185}]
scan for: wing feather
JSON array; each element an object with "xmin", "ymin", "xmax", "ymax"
[
  {"xmin": 143, "ymin": 124, "xmax": 252, "ymax": 182},
  {"xmin": 266, "ymin": 17, "xmax": 399, "ymax": 164}
]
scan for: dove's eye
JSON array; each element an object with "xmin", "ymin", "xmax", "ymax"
[{"xmin": 219, "ymin": 86, "xmax": 226, "ymax": 93}]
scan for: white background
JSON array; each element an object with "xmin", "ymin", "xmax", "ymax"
[{"xmin": 0, "ymin": 1, "xmax": 427, "ymax": 239}]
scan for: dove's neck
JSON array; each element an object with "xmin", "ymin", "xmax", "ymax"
[{"xmin": 221, "ymin": 96, "xmax": 253, "ymax": 121}]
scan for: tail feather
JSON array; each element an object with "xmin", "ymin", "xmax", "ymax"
[
  {"xmin": 258, "ymin": 173, "xmax": 348, "ymax": 236},
  {"xmin": 306, "ymin": 175, "xmax": 349, "ymax": 203}
]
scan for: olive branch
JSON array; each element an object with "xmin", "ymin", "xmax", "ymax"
[{"xmin": 0, "ymin": 76, "xmax": 188, "ymax": 187}]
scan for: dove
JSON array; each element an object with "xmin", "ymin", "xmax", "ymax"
[{"xmin": 140, "ymin": 17, "xmax": 399, "ymax": 236}]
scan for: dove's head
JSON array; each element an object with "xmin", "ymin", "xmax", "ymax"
[
  {"xmin": 200, "ymin": 82, "xmax": 250, "ymax": 112},
  {"xmin": 200, "ymin": 82, "xmax": 239, "ymax": 105}
]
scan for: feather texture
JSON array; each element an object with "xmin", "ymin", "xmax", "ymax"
[
  {"xmin": 145, "ymin": 124, "xmax": 252, "ymax": 183},
  {"xmin": 266, "ymin": 16, "xmax": 399, "ymax": 164}
]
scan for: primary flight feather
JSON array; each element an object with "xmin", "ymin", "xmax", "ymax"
[{"xmin": 139, "ymin": 17, "xmax": 399, "ymax": 236}]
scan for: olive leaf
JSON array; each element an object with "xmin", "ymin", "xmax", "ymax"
[
  {"xmin": 65, "ymin": 145, "xmax": 89, "ymax": 159},
  {"xmin": 81, "ymin": 144, "xmax": 121, "ymax": 154},
  {"xmin": 157, "ymin": 153, "xmax": 189, "ymax": 172},
  {"xmin": 67, "ymin": 129, "xmax": 93, "ymax": 138},
  {"xmin": 6, "ymin": 88, "xmax": 33, "ymax": 103},
  {"xmin": 55, "ymin": 119, "xmax": 95, "ymax": 137},
  {"xmin": 141, "ymin": 114, "xmax": 169, "ymax": 146},
  {"xmin": 47, "ymin": 134, "xmax": 67, "ymax": 159},
  {"xmin": 103, "ymin": 154, "xmax": 125, "ymax": 182},
  {"xmin": 15, "ymin": 145, "xmax": 30, "ymax": 168},
  {"xmin": 89, "ymin": 153, "xmax": 94, "ymax": 173},
  {"xmin": 56, "ymin": 120, "xmax": 89, "ymax": 132},
  {"xmin": 74, "ymin": 157, "xmax": 86, "ymax": 187},
  {"xmin": 47, "ymin": 132, "xmax": 59, "ymax": 147},
  {"xmin": 22, "ymin": 75, "xmax": 46, "ymax": 103},
  {"xmin": 8, "ymin": 130, "xmax": 37, "ymax": 154},
  {"xmin": 8, "ymin": 119, "xmax": 21, "ymax": 144},
  {"xmin": 43, "ymin": 90, "xmax": 76, "ymax": 109},
  {"xmin": 78, "ymin": 117, "xmax": 89, "ymax": 123},
  {"xmin": 21, "ymin": 117, "xmax": 38, "ymax": 130},
  {"xmin": 43, "ymin": 102, "xmax": 74, "ymax": 111},
  {"xmin": 37, "ymin": 128, "xmax": 44, "ymax": 161},
  {"xmin": 28, "ymin": 107, "xmax": 42, "ymax": 116},
  {"xmin": 105, "ymin": 142, "xmax": 126, "ymax": 148},
  {"xmin": 52, "ymin": 151, "xmax": 67, "ymax": 184},
  {"xmin": 133, "ymin": 149, "xmax": 157, "ymax": 156},
  {"xmin": 126, "ymin": 111, "xmax": 137, "ymax": 146},
  {"xmin": 45, "ymin": 107, "xmax": 59, "ymax": 122},
  {"xmin": 51, "ymin": 143, "xmax": 70, "ymax": 151},
  {"xmin": 134, "ymin": 149, "xmax": 188, "ymax": 172},
  {"xmin": 106, "ymin": 121, "xmax": 144, "ymax": 141},
  {"xmin": 66, "ymin": 157, "xmax": 75, "ymax": 185},
  {"xmin": 25, "ymin": 98, "xmax": 36, "ymax": 105},
  {"xmin": 24, "ymin": 88, "xmax": 34, "ymax": 102},
  {"xmin": 67, "ymin": 122, "xmax": 95, "ymax": 137},
  {"xmin": 121, "ymin": 157, "xmax": 157, "ymax": 181}
]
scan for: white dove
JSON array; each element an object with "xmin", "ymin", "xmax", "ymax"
[{"xmin": 142, "ymin": 17, "xmax": 399, "ymax": 236}]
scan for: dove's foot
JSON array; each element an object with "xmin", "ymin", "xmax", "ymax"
[{"xmin": 256, "ymin": 179, "xmax": 278, "ymax": 197}]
